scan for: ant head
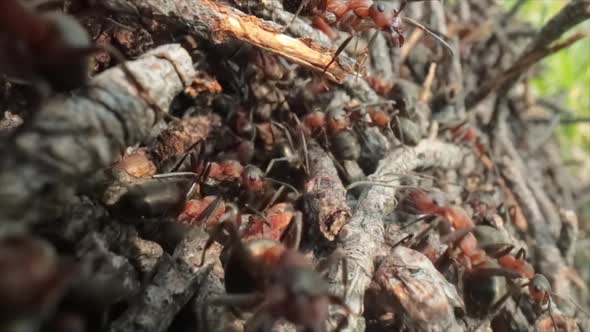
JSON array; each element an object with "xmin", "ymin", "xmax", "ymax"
[
  {"xmin": 529, "ymin": 274, "xmax": 551, "ymax": 305},
  {"xmin": 326, "ymin": 108, "xmax": 349, "ymax": 132},
  {"xmin": 331, "ymin": 130, "xmax": 360, "ymax": 161},
  {"xmin": 368, "ymin": 2, "xmax": 404, "ymax": 45},
  {"xmin": 303, "ymin": 111, "xmax": 326, "ymax": 130},
  {"xmin": 241, "ymin": 165, "xmax": 265, "ymax": 192}
]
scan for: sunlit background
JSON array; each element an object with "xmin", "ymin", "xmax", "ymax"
[
  {"xmin": 503, "ymin": 0, "xmax": 590, "ymax": 153},
  {"xmin": 502, "ymin": 0, "xmax": 590, "ymax": 275}
]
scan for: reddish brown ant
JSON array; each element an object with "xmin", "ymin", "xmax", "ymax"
[
  {"xmin": 283, "ymin": 0, "xmax": 454, "ymax": 73},
  {"xmin": 401, "ymin": 192, "xmax": 588, "ymax": 330},
  {"xmin": 265, "ymin": 119, "xmax": 311, "ymax": 176},
  {"xmin": 198, "ymin": 212, "xmax": 351, "ymax": 332},
  {"xmin": 456, "ymin": 226, "xmax": 588, "ymax": 331},
  {"xmin": 284, "ymin": 0, "xmax": 405, "ymax": 43},
  {"xmin": 404, "ymin": 189, "xmax": 475, "ymax": 230},
  {"xmin": 241, "ymin": 202, "xmax": 296, "ymax": 241},
  {"xmin": 178, "ymin": 195, "xmax": 226, "ymax": 228}
]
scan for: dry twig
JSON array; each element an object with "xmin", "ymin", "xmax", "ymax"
[
  {"xmin": 304, "ymin": 142, "xmax": 351, "ymax": 241},
  {"xmin": 99, "ymin": 0, "xmax": 356, "ymax": 82},
  {"xmin": 467, "ymin": 0, "xmax": 590, "ymax": 108},
  {"xmin": 326, "ymin": 140, "xmax": 466, "ymax": 331}
]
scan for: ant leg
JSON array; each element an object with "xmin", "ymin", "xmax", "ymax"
[
  {"xmin": 190, "ymin": 196, "xmax": 225, "ymax": 226},
  {"xmin": 197, "ymin": 216, "xmax": 241, "ymax": 266},
  {"xmin": 439, "ymin": 227, "xmax": 475, "ymax": 246},
  {"xmin": 323, "ymin": 35, "xmax": 354, "ymax": 74},
  {"xmin": 354, "ymin": 30, "xmax": 379, "ymax": 80},
  {"xmin": 263, "ymin": 177, "xmax": 300, "ymax": 196},
  {"xmin": 169, "ymin": 139, "xmax": 205, "ymax": 173},
  {"xmin": 395, "ymin": 115, "xmax": 407, "ymax": 146},
  {"xmin": 399, "ymin": 17, "xmax": 454, "ymax": 57},
  {"xmin": 484, "ymin": 244, "xmax": 515, "ymax": 260},
  {"xmin": 244, "ymin": 204, "xmax": 271, "ymax": 227},
  {"xmin": 281, "ymin": 211, "xmax": 302, "ymax": 250},
  {"xmin": 387, "ymin": 233, "xmax": 414, "ymax": 249},
  {"xmin": 317, "ymin": 248, "xmax": 348, "ymax": 287},
  {"xmin": 400, "ymin": 214, "xmax": 437, "ymax": 230},
  {"xmin": 209, "ymin": 292, "xmax": 263, "ymax": 307},
  {"xmin": 245, "ymin": 313, "xmax": 275, "ymax": 332},
  {"xmin": 265, "ymin": 156, "xmax": 289, "ymax": 175},
  {"xmin": 282, "ymin": 0, "xmax": 310, "ymax": 33},
  {"xmin": 312, "ymin": 17, "xmax": 338, "ymax": 40},
  {"xmin": 515, "ymin": 247, "xmax": 527, "ymax": 260},
  {"xmin": 547, "ymin": 296, "xmax": 559, "ymax": 332},
  {"xmin": 290, "ymin": 115, "xmax": 311, "ymax": 175},
  {"xmin": 263, "ymin": 185, "xmax": 285, "ymax": 211},
  {"xmin": 327, "ymin": 295, "xmax": 351, "ymax": 332}
]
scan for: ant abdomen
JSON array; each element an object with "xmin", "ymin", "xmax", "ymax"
[
  {"xmin": 463, "ymin": 271, "xmax": 507, "ymax": 317},
  {"xmin": 223, "ymin": 239, "xmax": 285, "ymax": 294},
  {"xmin": 35, "ymin": 12, "xmax": 92, "ymax": 92}
]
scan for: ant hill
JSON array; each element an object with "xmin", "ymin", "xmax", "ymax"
[{"xmin": 0, "ymin": 0, "xmax": 589, "ymax": 331}]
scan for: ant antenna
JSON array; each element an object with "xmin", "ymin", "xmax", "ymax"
[
  {"xmin": 400, "ymin": 17, "xmax": 454, "ymax": 57},
  {"xmin": 550, "ymin": 292, "xmax": 590, "ymax": 317},
  {"xmin": 387, "ymin": 233, "xmax": 414, "ymax": 248},
  {"xmin": 400, "ymin": 214, "xmax": 437, "ymax": 230},
  {"xmin": 282, "ymin": 0, "xmax": 311, "ymax": 33},
  {"xmin": 281, "ymin": 211, "xmax": 302, "ymax": 250},
  {"xmin": 291, "ymin": 116, "xmax": 310, "ymax": 175},
  {"xmin": 346, "ymin": 181, "xmax": 420, "ymax": 192},
  {"xmin": 264, "ymin": 177, "xmax": 300, "ymax": 196},
  {"xmin": 323, "ymin": 35, "xmax": 354, "ymax": 74},
  {"xmin": 244, "ymin": 204, "xmax": 271, "ymax": 227},
  {"xmin": 547, "ymin": 296, "xmax": 559, "ymax": 332}
]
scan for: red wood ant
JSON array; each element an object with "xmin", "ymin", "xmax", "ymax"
[
  {"xmin": 198, "ymin": 212, "xmax": 351, "ymax": 332},
  {"xmin": 404, "ymin": 189, "xmax": 475, "ymax": 230},
  {"xmin": 283, "ymin": 0, "xmax": 454, "ymax": 73},
  {"xmin": 456, "ymin": 225, "xmax": 587, "ymax": 331},
  {"xmin": 284, "ymin": 0, "xmax": 405, "ymax": 43},
  {"xmin": 401, "ymin": 190, "xmax": 589, "ymax": 329}
]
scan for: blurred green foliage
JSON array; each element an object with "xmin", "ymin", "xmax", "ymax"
[{"xmin": 504, "ymin": 0, "xmax": 590, "ymax": 152}]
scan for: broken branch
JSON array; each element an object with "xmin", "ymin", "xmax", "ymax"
[{"xmin": 99, "ymin": 0, "xmax": 356, "ymax": 82}]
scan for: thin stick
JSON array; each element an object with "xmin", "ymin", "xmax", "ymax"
[
  {"xmin": 420, "ymin": 62, "xmax": 438, "ymax": 104},
  {"xmin": 401, "ymin": 17, "xmax": 454, "ymax": 57},
  {"xmin": 466, "ymin": 31, "xmax": 589, "ymax": 108}
]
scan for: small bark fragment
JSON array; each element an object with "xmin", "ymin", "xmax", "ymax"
[
  {"xmin": 304, "ymin": 142, "xmax": 351, "ymax": 241},
  {"xmin": 371, "ymin": 246, "xmax": 464, "ymax": 331}
]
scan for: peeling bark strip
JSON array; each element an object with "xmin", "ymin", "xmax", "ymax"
[
  {"xmin": 0, "ymin": 44, "xmax": 194, "ymax": 228},
  {"xmin": 304, "ymin": 142, "xmax": 351, "ymax": 241},
  {"xmin": 98, "ymin": 0, "xmax": 356, "ymax": 83},
  {"xmin": 111, "ymin": 116, "xmax": 212, "ymax": 180},
  {"xmin": 328, "ymin": 140, "xmax": 466, "ymax": 332}
]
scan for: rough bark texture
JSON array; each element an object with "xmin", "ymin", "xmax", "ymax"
[
  {"xmin": 0, "ymin": 44, "xmax": 194, "ymax": 230},
  {"xmin": 1, "ymin": 0, "xmax": 589, "ymax": 332}
]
